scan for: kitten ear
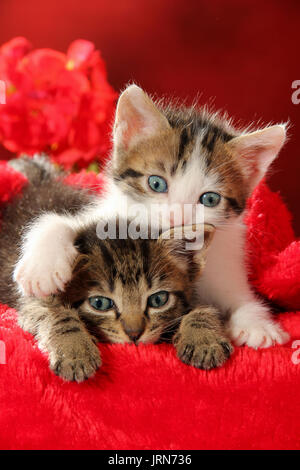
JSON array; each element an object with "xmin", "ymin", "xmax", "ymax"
[
  {"xmin": 113, "ymin": 84, "xmax": 171, "ymax": 150},
  {"xmin": 226, "ymin": 125, "xmax": 286, "ymax": 188}
]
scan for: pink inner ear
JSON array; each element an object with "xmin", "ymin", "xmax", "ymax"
[
  {"xmin": 228, "ymin": 125, "xmax": 286, "ymax": 187},
  {"xmin": 239, "ymin": 146, "xmax": 275, "ymax": 187},
  {"xmin": 246, "ymin": 156, "xmax": 261, "ymax": 182},
  {"xmin": 121, "ymin": 102, "xmax": 146, "ymax": 150},
  {"xmin": 245, "ymin": 144, "xmax": 279, "ymax": 180},
  {"xmin": 115, "ymin": 86, "xmax": 171, "ymax": 150}
]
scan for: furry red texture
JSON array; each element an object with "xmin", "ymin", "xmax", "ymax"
[
  {"xmin": 0, "ymin": 162, "xmax": 299, "ymax": 450},
  {"xmin": 246, "ymin": 182, "xmax": 300, "ymax": 310}
]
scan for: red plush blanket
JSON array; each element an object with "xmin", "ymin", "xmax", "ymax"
[{"xmin": 0, "ymin": 162, "xmax": 299, "ymax": 450}]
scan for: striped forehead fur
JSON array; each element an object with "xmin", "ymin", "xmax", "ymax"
[{"xmin": 73, "ymin": 222, "xmax": 198, "ymax": 291}]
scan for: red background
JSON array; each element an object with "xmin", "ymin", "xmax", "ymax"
[{"xmin": 0, "ymin": 0, "xmax": 299, "ymax": 233}]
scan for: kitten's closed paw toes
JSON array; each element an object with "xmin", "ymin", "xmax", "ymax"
[
  {"xmin": 51, "ymin": 342, "xmax": 101, "ymax": 383},
  {"xmin": 229, "ymin": 319, "xmax": 290, "ymax": 349},
  {"xmin": 14, "ymin": 244, "xmax": 78, "ymax": 297},
  {"xmin": 53, "ymin": 356, "xmax": 101, "ymax": 383},
  {"xmin": 50, "ymin": 252, "xmax": 75, "ymax": 293},
  {"xmin": 175, "ymin": 334, "xmax": 233, "ymax": 370},
  {"xmin": 15, "ymin": 260, "xmax": 60, "ymax": 297}
]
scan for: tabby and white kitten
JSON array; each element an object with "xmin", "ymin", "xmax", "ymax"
[
  {"xmin": 13, "ymin": 85, "xmax": 290, "ymax": 349},
  {"xmin": 0, "ymin": 158, "xmax": 232, "ymax": 381}
]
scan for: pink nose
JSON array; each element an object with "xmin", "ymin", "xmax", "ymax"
[{"xmin": 123, "ymin": 326, "xmax": 143, "ymax": 343}]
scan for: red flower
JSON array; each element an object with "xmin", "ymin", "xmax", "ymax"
[{"xmin": 0, "ymin": 38, "xmax": 117, "ymax": 169}]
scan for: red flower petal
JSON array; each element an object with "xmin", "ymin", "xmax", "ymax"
[
  {"xmin": 66, "ymin": 40, "xmax": 95, "ymax": 70},
  {"xmin": 18, "ymin": 49, "xmax": 66, "ymax": 86},
  {"xmin": 0, "ymin": 38, "xmax": 116, "ymax": 169},
  {"xmin": 0, "ymin": 37, "xmax": 32, "ymax": 63},
  {"xmin": 0, "ymin": 37, "xmax": 32, "ymax": 89},
  {"xmin": 53, "ymin": 148, "xmax": 84, "ymax": 168}
]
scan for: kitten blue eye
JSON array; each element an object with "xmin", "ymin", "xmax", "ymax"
[
  {"xmin": 147, "ymin": 291, "xmax": 169, "ymax": 308},
  {"xmin": 89, "ymin": 296, "xmax": 114, "ymax": 311},
  {"xmin": 199, "ymin": 192, "xmax": 221, "ymax": 207},
  {"xmin": 148, "ymin": 175, "xmax": 168, "ymax": 193}
]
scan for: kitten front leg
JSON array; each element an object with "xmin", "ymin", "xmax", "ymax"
[
  {"xmin": 199, "ymin": 220, "xmax": 290, "ymax": 349},
  {"xmin": 14, "ymin": 213, "xmax": 78, "ymax": 297},
  {"xmin": 18, "ymin": 297, "xmax": 101, "ymax": 382},
  {"xmin": 173, "ymin": 306, "xmax": 233, "ymax": 370}
]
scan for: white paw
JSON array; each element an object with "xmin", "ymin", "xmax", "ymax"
[
  {"xmin": 229, "ymin": 317, "xmax": 290, "ymax": 349},
  {"xmin": 14, "ymin": 243, "xmax": 78, "ymax": 297}
]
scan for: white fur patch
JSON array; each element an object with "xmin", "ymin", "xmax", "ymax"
[
  {"xmin": 14, "ymin": 213, "xmax": 78, "ymax": 297},
  {"xmin": 228, "ymin": 302, "xmax": 290, "ymax": 348}
]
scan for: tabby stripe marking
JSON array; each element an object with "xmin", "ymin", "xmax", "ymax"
[
  {"xmin": 119, "ymin": 168, "xmax": 143, "ymax": 179},
  {"xmin": 225, "ymin": 197, "xmax": 244, "ymax": 215},
  {"xmin": 54, "ymin": 317, "xmax": 80, "ymax": 326},
  {"xmin": 59, "ymin": 327, "xmax": 81, "ymax": 335},
  {"xmin": 178, "ymin": 127, "xmax": 189, "ymax": 160}
]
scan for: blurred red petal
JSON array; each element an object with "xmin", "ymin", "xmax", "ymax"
[
  {"xmin": 66, "ymin": 40, "xmax": 95, "ymax": 70},
  {"xmin": 0, "ymin": 37, "xmax": 32, "ymax": 63},
  {"xmin": 0, "ymin": 37, "xmax": 32, "ymax": 89},
  {"xmin": 0, "ymin": 38, "xmax": 116, "ymax": 170},
  {"xmin": 53, "ymin": 148, "xmax": 83, "ymax": 168},
  {"xmin": 18, "ymin": 49, "xmax": 66, "ymax": 85}
]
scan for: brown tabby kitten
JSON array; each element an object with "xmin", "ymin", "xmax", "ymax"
[{"xmin": 0, "ymin": 158, "xmax": 232, "ymax": 382}]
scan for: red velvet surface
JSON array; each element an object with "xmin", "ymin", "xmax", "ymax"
[
  {"xmin": 0, "ymin": 163, "xmax": 299, "ymax": 450},
  {"xmin": 0, "ymin": 0, "xmax": 299, "ymax": 234}
]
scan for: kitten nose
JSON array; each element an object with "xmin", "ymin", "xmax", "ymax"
[{"xmin": 123, "ymin": 326, "xmax": 143, "ymax": 343}]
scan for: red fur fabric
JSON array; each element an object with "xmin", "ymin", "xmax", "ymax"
[{"xmin": 0, "ymin": 162, "xmax": 299, "ymax": 450}]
